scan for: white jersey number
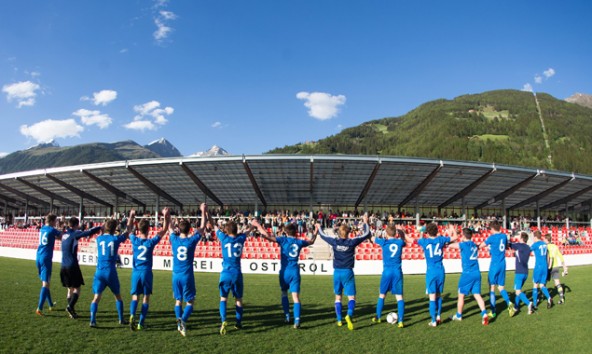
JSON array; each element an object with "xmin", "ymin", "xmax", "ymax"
[
  {"xmin": 100, "ymin": 241, "xmax": 114, "ymax": 257},
  {"xmin": 137, "ymin": 245, "xmax": 148, "ymax": 261},
  {"xmin": 225, "ymin": 243, "xmax": 243, "ymax": 258},
  {"xmin": 389, "ymin": 244, "xmax": 399, "ymax": 258},
  {"xmin": 426, "ymin": 243, "xmax": 442, "ymax": 258},
  {"xmin": 288, "ymin": 244, "xmax": 299, "ymax": 258},
  {"xmin": 177, "ymin": 246, "xmax": 188, "ymax": 261}
]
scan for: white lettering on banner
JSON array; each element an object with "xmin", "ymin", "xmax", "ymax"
[{"xmin": 1, "ymin": 247, "xmax": 591, "ymax": 275}]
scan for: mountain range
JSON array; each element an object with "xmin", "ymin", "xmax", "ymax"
[{"xmin": 268, "ymin": 90, "xmax": 592, "ymax": 174}]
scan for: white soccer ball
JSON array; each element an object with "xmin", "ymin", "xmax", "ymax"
[{"xmin": 386, "ymin": 312, "xmax": 398, "ymax": 324}]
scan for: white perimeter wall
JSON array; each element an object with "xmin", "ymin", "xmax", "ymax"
[{"xmin": 1, "ymin": 247, "xmax": 591, "ymax": 276}]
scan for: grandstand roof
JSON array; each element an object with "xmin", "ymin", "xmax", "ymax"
[{"xmin": 1, "ymin": 155, "xmax": 592, "ymax": 213}]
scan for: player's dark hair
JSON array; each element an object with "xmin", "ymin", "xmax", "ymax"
[
  {"xmin": 545, "ymin": 234, "xmax": 552, "ymax": 243},
  {"xmin": 462, "ymin": 228, "xmax": 473, "ymax": 239},
  {"xmin": 104, "ymin": 219, "xmax": 117, "ymax": 234},
  {"xmin": 138, "ymin": 219, "xmax": 150, "ymax": 235},
  {"xmin": 534, "ymin": 230, "xmax": 542, "ymax": 239},
  {"xmin": 45, "ymin": 213, "xmax": 57, "ymax": 225},
  {"xmin": 225, "ymin": 221, "xmax": 238, "ymax": 236},
  {"xmin": 338, "ymin": 224, "xmax": 351, "ymax": 239},
  {"xmin": 285, "ymin": 223, "xmax": 297, "ymax": 236},
  {"xmin": 489, "ymin": 220, "xmax": 501, "ymax": 231},
  {"xmin": 426, "ymin": 223, "xmax": 438, "ymax": 237},
  {"xmin": 396, "ymin": 229, "xmax": 405, "ymax": 239},
  {"xmin": 385, "ymin": 225, "xmax": 396, "ymax": 237},
  {"xmin": 68, "ymin": 217, "xmax": 79, "ymax": 228},
  {"xmin": 179, "ymin": 220, "xmax": 191, "ymax": 235},
  {"xmin": 520, "ymin": 232, "xmax": 529, "ymax": 243}
]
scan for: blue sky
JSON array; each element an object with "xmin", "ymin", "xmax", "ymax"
[{"xmin": 1, "ymin": 0, "xmax": 591, "ymax": 157}]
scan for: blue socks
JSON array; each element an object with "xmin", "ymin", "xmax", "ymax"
[
  {"xmin": 335, "ymin": 302, "xmax": 342, "ymax": 321},
  {"xmin": 220, "ymin": 300, "xmax": 227, "ymax": 322},
  {"xmin": 175, "ymin": 305, "xmax": 182, "ymax": 319},
  {"xmin": 116, "ymin": 299, "xmax": 124, "ymax": 322},
  {"xmin": 347, "ymin": 300, "xmax": 355, "ymax": 317},
  {"xmin": 90, "ymin": 302, "xmax": 98, "ymax": 323},
  {"xmin": 38, "ymin": 287, "xmax": 48, "ymax": 310},
  {"xmin": 489, "ymin": 291, "xmax": 496, "ymax": 312},
  {"xmin": 281, "ymin": 295, "xmax": 290, "ymax": 317},
  {"xmin": 46, "ymin": 289, "xmax": 54, "ymax": 308},
  {"xmin": 181, "ymin": 304, "xmax": 193, "ymax": 322},
  {"xmin": 376, "ymin": 297, "xmax": 385, "ymax": 318},
  {"xmin": 532, "ymin": 288, "xmax": 539, "ymax": 305},
  {"xmin": 429, "ymin": 300, "xmax": 436, "ymax": 322},
  {"xmin": 500, "ymin": 289, "xmax": 511, "ymax": 306},
  {"xmin": 236, "ymin": 305, "xmax": 243, "ymax": 323},
  {"xmin": 139, "ymin": 304, "xmax": 149, "ymax": 325},
  {"xmin": 293, "ymin": 302, "xmax": 301, "ymax": 323},
  {"xmin": 130, "ymin": 299, "xmax": 138, "ymax": 317},
  {"xmin": 397, "ymin": 300, "xmax": 405, "ymax": 322},
  {"xmin": 436, "ymin": 297, "xmax": 442, "ymax": 317},
  {"xmin": 519, "ymin": 292, "xmax": 531, "ymax": 306},
  {"xmin": 541, "ymin": 287, "xmax": 551, "ymax": 300}
]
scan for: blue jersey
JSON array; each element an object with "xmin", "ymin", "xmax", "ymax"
[
  {"xmin": 484, "ymin": 232, "xmax": 508, "ymax": 267},
  {"xmin": 459, "ymin": 240, "xmax": 480, "ymax": 273},
  {"xmin": 96, "ymin": 234, "xmax": 127, "ymax": 270},
  {"xmin": 509, "ymin": 242, "xmax": 531, "ymax": 274},
  {"xmin": 531, "ymin": 241, "xmax": 548, "ymax": 270},
  {"xmin": 417, "ymin": 236, "xmax": 451, "ymax": 270},
  {"xmin": 36, "ymin": 225, "xmax": 61, "ymax": 262},
  {"xmin": 61, "ymin": 226, "xmax": 101, "ymax": 268},
  {"xmin": 319, "ymin": 224, "xmax": 371, "ymax": 269},
  {"xmin": 170, "ymin": 232, "xmax": 201, "ymax": 274},
  {"xmin": 217, "ymin": 230, "xmax": 247, "ymax": 271},
  {"xmin": 276, "ymin": 236, "xmax": 309, "ymax": 270},
  {"xmin": 376, "ymin": 237, "xmax": 405, "ymax": 268},
  {"xmin": 131, "ymin": 234, "xmax": 162, "ymax": 271}
]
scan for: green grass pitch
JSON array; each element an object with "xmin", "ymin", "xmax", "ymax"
[{"xmin": 1, "ymin": 257, "xmax": 590, "ymax": 353}]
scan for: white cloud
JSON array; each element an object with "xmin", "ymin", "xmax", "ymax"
[
  {"xmin": 212, "ymin": 121, "xmax": 222, "ymax": 128},
  {"xmin": 152, "ymin": 1, "xmax": 177, "ymax": 43},
  {"xmin": 296, "ymin": 91, "xmax": 347, "ymax": 120},
  {"xmin": 337, "ymin": 124, "xmax": 343, "ymax": 131},
  {"xmin": 2, "ymin": 81, "xmax": 41, "ymax": 108},
  {"xmin": 534, "ymin": 74, "xmax": 543, "ymax": 84},
  {"xmin": 73, "ymin": 109, "xmax": 113, "ymax": 129},
  {"xmin": 20, "ymin": 119, "xmax": 84, "ymax": 143},
  {"xmin": 124, "ymin": 120, "xmax": 156, "ymax": 131},
  {"xmin": 522, "ymin": 83, "xmax": 533, "ymax": 92},
  {"xmin": 0, "ymin": 152, "xmax": 8, "ymax": 158},
  {"xmin": 543, "ymin": 68, "xmax": 556, "ymax": 78},
  {"xmin": 91, "ymin": 90, "xmax": 117, "ymax": 106},
  {"xmin": 120, "ymin": 48, "xmax": 129, "ymax": 54},
  {"xmin": 126, "ymin": 100, "xmax": 173, "ymax": 131}
]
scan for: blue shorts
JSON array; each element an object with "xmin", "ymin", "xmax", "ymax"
[
  {"xmin": 425, "ymin": 269, "xmax": 445, "ymax": 294},
  {"xmin": 219, "ymin": 269, "xmax": 244, "ymax": 299},
  {"xmin": 379, "ymin": 267, "xmax": 403, "ymax": 295},
  {"xmin": 334, "ymin": 269, "xmax": 356, "ymax": 296},
  {"xmin": 514, "ymin": 273, "xmax": 528, "ymax": 291},
  {"xmin": 36, "ymin": 259, "xmax": 52, "ymax": 282},
  {"xmin": 280, "ymin": 267, "xmax": 301, "ymax": 293},
  {"xmin": 533, "ymin": 267, "xmax": 547, "ymax": 284},
  {"xmin": 172, "ymin": 272, "xmax": 196, "ymax": 302},
  {"xmin": 458, "ymin": 271, "xmax": 481, "ymax": 295},
  {"xmin": 130, "ymin": 270, "xmax": 153, "ymax": 295},
  {"xmin": 92, "ymin": 268, "xmax": 121, "ymax": 295},
  {"xmin": 488, "ymin": 265, "xmax": 506, "ymax": 286}
]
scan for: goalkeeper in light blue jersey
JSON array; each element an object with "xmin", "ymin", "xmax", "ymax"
[{"xmin": 257, "ymin": 219, "xmax": 317, "ymax": 329}]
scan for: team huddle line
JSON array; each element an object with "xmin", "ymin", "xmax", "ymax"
[{"xmin": 34, "ymin": 207, "xmax": 568, "ymax": 335}]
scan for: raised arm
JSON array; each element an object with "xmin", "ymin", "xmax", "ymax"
[
  {"xmin": 396, "ymin": 224, "xmax": 415, "ymax": 245},
  {"xmin": 194, "ymin": 203, "xmax": 208, "ymax": 235},
  {"xmin": 446, "ymin": 224, "xmax": 458, "ymax": 243},
  {"xmin": 251, "ymin": 219, "xmax": 276, "ymax": 243},
  {"xmin": 75, "ymin": 225, "xmax": 102, "ymax": 239},
  {"xmin": 305, "ymin": 224, "xmax": 318, "ymax": 245},
  {"xmin": 156, "ymin": 207, "xmax": 171, "ymax": 238}
]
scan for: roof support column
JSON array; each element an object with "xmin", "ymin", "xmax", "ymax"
[
  {"xmin": 50, "ymin": 198, "xmax": 54, "ymax": 214},
  {"xmin": 565, "ymin": 203, "xmax": 569, "ymax": 229},
  {"xmin": 25, "ymin": 199, "xmax": 29, "ymax": 225},
  {"xmin": 461, "ymin": 197, "xmax": 467, "ymax": 225},
  {"xmin": 155, "ymin": 196, "xmax": 160, "ymax": 226},
  {"xmin": 502, "ymin": 199, "xmax": 507, "ymax": 230},
  {"xmin": 536, "ymin": 201, "xmax": 541, "ymax": 229},
  {"xmin": 79, "ymin": 196, "xmax": 84, "ymax": 221}
]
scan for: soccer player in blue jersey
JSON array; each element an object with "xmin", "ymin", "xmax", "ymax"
[
  {"xmin": 256, "ymin": 219, "xmax": 317, "ymax": 329},
  {"xmin": 531, "ymin": 231, "xmax": 553, "ymax": 309},
  {"xmin": 60, "ymin": 217, "xmax": 102, "ymax": 319},
  {"xmin": 417, "ymin": 223, "xmax": 457, "ymax": 327},
  {"xmin": 478, "ymin": 220, "xmax": 513, "ymax": 318},
  {"xmin": 448, "ymin": 228, "xmax": 489, "ymax": 325},
  {"xmin": 170, "ymin": 203, "xmax": 207, "ymax": 337},
  {"xmin": 318, "ymin": 214, "xmax": 371, "ymax": 330},
  {"xmin": 129, "ymin": 208, "xmax": 171, "ymax": 331},
  {"xmin": 215, "ymin": 215, "xmax": 260, "ymax": 335},
  {"xmin": 508, "ymin": 232, "xmax": 534, "ymax": 315},
  {"xmin": 372, "ymin": 224, "xmax": 413, "ymax": 328},
  {"xmin": 89, "ymin": 211, "xmax": 135, "ymax": 327},
  {"xmin": 35, "ymin": 214, "xmax": 63, "ymax": 316}
]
